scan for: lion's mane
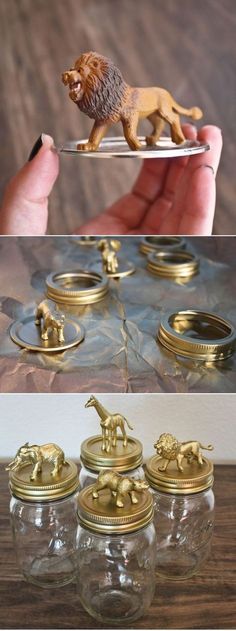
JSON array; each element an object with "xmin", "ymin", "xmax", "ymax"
[
  {"xmin": 76, "ymin": 52, "xmax": 128, "ymax": 122},
  {"xmin": 155, "ymin": 433, "xmax": 180, "ymax": 460}
]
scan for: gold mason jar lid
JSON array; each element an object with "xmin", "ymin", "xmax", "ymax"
[
  {"xmin": 77, "ymin": 483, "xmax": 154, "ymax": 534},
  {"xmin": 46, "ymin": 269, "xmax": 109, "ymax": 305},
  {"xmin": 147, "ymin": 250, "xmax": 199, "ymax": 280},
  {"xmin": 80, "ymin": 435, "xmax": 143, "ymax": 473},
  {"xmin": 158, "ymin": 309, "xmax": 235, "ymax": 361},
  {"xmin": 146, "ymin": 455, "xmax": 214, "ymax": 495},
  {"xmin": 9, "ymin": 459, "xmax": 79, "ymax": 502},
  {"xmin": 140, "ymin": 236, "xmax": 186, "ymax": 255}
]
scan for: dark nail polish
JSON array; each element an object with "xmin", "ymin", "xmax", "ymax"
[{"xmin": 28, "ymin": 135, "xmax": 43, "ymax": 161}]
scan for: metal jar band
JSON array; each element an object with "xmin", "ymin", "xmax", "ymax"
[
  {"xmin": 46, "ymin": 270, "xmax": 109, "ymax": 305},
  {"xmin": 140, "ymin": 236, "xmax": 186, "ymax": 255},
  {"xmin": 157, "ymin": 309, "xmax": 236, "ymax": 361},
  {"xmin": 147, "ymin": 250, "xmax": 199, "ymax": 279}
]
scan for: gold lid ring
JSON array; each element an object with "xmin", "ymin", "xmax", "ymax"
[
  {"xmin": 158, "ymin": 309, "xmax": 235, "ymax": 361},
  {"xmin": 147, "ymin": 250, "xmax": 199, "ymax": 279},
  {"xmin": 46, "ymin": 270, "xmax": 109, "ymax": 305},
  {"xmin": 140, "ymin": 236, "xmax": 186, "ymax": 255}
]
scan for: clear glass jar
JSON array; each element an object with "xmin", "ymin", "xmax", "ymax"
[
  {"xmin": 10, "ymin": 491, "xmax": 79, "ymax": 588},
  {"xmin": 76, "ymin": 473, "xmax": 156, "ymax": 624},
  {"xmin": 7, "ymin": 443, "xmax": 79, "ymax": 588},
  {"xmin": 146, "ymin": 433, "xmax": 215, "ymax": 580},
  {"xmin": 79, "ymin": 463, "xmax": 145, "ymax": 489},
  {"xmin": 152, "ymin": 487, "xmax": 215, "ymax": 580},
  {"xmin": 77, "ymin": 523, "xmax": 156, "ymax": 624}
]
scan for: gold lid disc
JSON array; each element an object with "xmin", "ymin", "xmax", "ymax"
[
  {"xmin": 140, "ymin": 236, "xmax": 186, "ymax": 255},
  {"xmin": 9, "ymin": 459, "xmax": 79, "ymax": 502},
  {"xmin": 80, "ymin": 435, "xmax": 143, "ymax": 473},
  {"xmin": 78, "ymin": 484, "xmax": 153, "ymax": 534},
  {"xmin": 10, "ymin": 316, "xmax": 85, "ymax": 352},
  {"xmin": 46, "ymin": 269, "xmax": 109, "ymax": 305},
  {"xmin": 106, "ymin": 259, "xmax": 135, "ymax": 279},
  {"xmin": 145, "ymin": 455, "xmax": 214, "ymax": 495},
  {"xmin": 158, "ymin": 309, "xmax": 235, "ymax": 361}
]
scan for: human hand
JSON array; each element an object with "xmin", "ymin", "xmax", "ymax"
[
  {"xmin": 77, "ymin": 125, "xmax": 222, "ymax": 235},
  {"xmin": 0, "ymin": 125, "xmax": 222, "ymax": 236},
  {"xmin": 0, "ymin": 134, "xmax": 59, "ymax": 235}
]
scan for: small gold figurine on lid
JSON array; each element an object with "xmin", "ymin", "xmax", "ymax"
[
  {"xmin": 80, "ymin": 396, "xmax": 144, "ymax": 488},
  {"xmin": 146, "ymin": 432, "xmax": 214, "ymax": 494},
  {"xmin": 97, "ymin": 239, "xmax": 135, "ymax": 278},
  {"xmin": 10, "ymin": 300, "xmax": 85, "ymax": 352},
  {"xmin": 92, "ymin": 470, "xmax": 149, "ymax": 508}
]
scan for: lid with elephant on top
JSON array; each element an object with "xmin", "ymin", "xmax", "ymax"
[{"xmin": 6, "ymin": 442, "xmax": 79, "ymax": 502}]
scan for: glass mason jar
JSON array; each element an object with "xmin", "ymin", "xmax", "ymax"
[
  {"xmin": 76, "ymin": 472, "xmax": 156, "ymax": 624},
  {"xmin": 7, "ymin": 443, "xmax": 79, "ymax": 588},
  {"xmin": 79, "ymin": 434, "xmax": 144, "ymax": 489},
  {"xmin": 146, "ymin": 434, "xmax": 215, "ymax": 580}
]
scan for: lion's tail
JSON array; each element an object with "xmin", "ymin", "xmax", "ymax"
[
  {"xmin": 124, "ymin": 417, "xmax": 134, "ymax": 430},
  {"xmin": 199, "ymin": 443, "xmax": 214, "ymax": 451},
  {"xmin": 172, "ymin": 100, "xmax": 203, "ymax": 120}
]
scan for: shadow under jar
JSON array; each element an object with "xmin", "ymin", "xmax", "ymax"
[
  {"xmin": 8, "ymin": 453, "xmax": 79, "ymax": 588},
  {"xmin": 76, "ymin": 483, "xmax": 156, "ymax": 624},
  {"xmin": 146, "ymin": 449, "xmax": 215, "ymax": 580}
]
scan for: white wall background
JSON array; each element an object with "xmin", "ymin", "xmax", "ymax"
[{"xmin": 0, "ymin": 394, "xmax": 235, "ymax": 464}]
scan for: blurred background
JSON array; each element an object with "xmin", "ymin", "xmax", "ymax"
[
  {"xmin": 0, "ymin": 393, "xmax": 235, "ymax": 462},
  {"xmin": 0, "ymin": 0, "xmax": 235, "ymax": 234}
]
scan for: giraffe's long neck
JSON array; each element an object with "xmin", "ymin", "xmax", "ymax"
[{"xmin": 93, "ymin": 399, "xmax": 110, "ymax": 422}]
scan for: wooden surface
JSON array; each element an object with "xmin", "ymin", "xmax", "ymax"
[
  {"xmin": 0, "ymin": 0, "xmax": 235, "ymax": 235},
  {"xmin": 0, "ymin": 463, "xmax": 235, "ymax": 629}
]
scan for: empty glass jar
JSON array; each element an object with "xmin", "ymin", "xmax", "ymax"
[
  {"xmin": 76, "ymin": 471, "xmax": 156, "ymax": 624},
  {"xmin": 7, "ymin": 442, "xmax": 79, "ymax": 588},
  {"xmin": 146, "ymin": 433, "xmax": 215, "ymax": 580}
]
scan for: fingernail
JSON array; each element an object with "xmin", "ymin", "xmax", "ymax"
[
  {"xmin": 28, "ymin": 135, "xmax": 43, "ymax": 161},
  {"xmin": 28, "ymin": 134, "xmax": 55, "ymax": 161}
]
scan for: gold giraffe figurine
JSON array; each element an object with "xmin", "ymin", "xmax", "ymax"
[
  {"xmin": 62, "ymin": 51, "xmax": 203, "ymax": 151},
  {"xmin": 97, "ymin": 239, "xmax": 121, "ymax": 275},
  {"xmin": 85, "ymin": 395, "xmax": 133, "ymax": 453},
  {"xmin": 35, "ymin": 301, "xmax": 65, "ymax": 343},
  {"xmin": 6, "ymin": 443, "xmax": 67, "ymax": 481},
  {"xmin": 92, "ymin": 470, "xmax": 149, "ymax": 508},
  {"xmin": 154, "ymin": 433, "xmax": 214, "ymax": 473}
]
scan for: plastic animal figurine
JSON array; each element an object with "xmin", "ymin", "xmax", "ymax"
[
  {"xmin": 62, "ymin": 51, "xmax": 203, "ymax": 151},
  {"xmin": 85, "ymin": 395, "xmax": 133, "ymax": 452},
  {"xmin": 97, "ymin": 239, "xmax": 121, "ymax": 274},
  {"xmin": 35, "ymin": 301, "xmax": 65, "ymax": 343},
  {"xmin": 154, "ymin": 433, "xmax": 213, "ymax": 473},
  {"xmin": 92, "ymin": 470, "xmax": 149, "ymax": 508},
  {"xmin": 6, "ymin": 443, "xmax": 66, "ymax": 481}
]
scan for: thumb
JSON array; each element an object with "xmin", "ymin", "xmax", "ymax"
[{"xmin": 0, "ymin": 134, "xmax": 59, "ymax": 235}]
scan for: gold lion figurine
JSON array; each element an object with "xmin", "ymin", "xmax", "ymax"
[
  {"xmin": 62, "ymin": 51, "xmax": 203, "ymax": 151},
  {"xmin": 154, "ymin": 433, "xmax": 213, "ymax": 472},
  {"xmin": 92, "ymin": 470, "xmax": 149, "ymax": 508}
]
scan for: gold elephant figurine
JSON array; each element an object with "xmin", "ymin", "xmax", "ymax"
[
  {"xmin": 6, "ymin": 443, "xmax": 66, "ymax": 481},
  {"xmin": 35, "ymin": 301, "xmax": 65, "ymax": 343}
]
